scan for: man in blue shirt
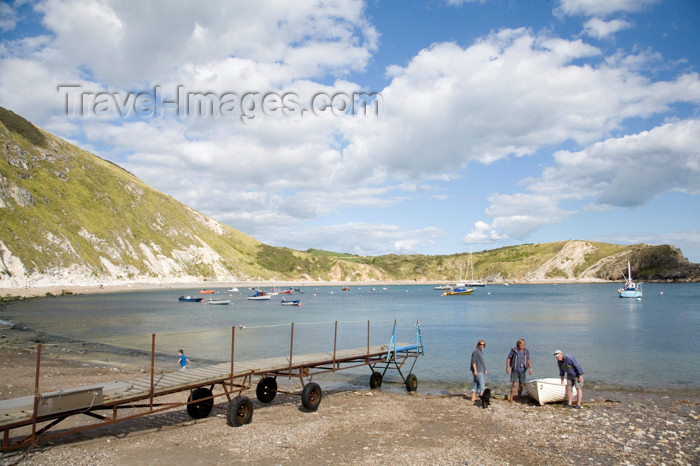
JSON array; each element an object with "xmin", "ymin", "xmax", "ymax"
[
  {"xmin": 506, "ymin": 338, "xmax": 532, "ymax": 403},
  {"xmin": 554, "ymin": 350, "xmax": 584, "ymax": 408}
]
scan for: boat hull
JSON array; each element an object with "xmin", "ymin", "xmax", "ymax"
[
  {"xmin": 524, "ymin": 378, "xmax": 577, "ymax": 406},
  {"xmin": 441, "ymin": 288, "xmax": 474, "ymax": 296},
  {"xmin": 619, "ymin": 289, "xmax": 642, "ymax": 298},
  {"xmin": 206, "ymin": 299, "xmax": 231, "ymax": 305},
  {"xmin": 178, "ymin": 296, "xmax": 203, "ymax": 302}
]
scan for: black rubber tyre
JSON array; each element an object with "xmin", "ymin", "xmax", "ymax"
[
  {"xmin": 405, "ymin": 373, "xmax": 418, "ymax": 392},
  {"xmin": 187, "ymin": 387, "xmax": 214, "ymax": 419},
  {"xmin": 369, "ymin": 371, "xmax": 383, "ymax": 389},
  {"xmin": 227, "ymin": 396, "xmax": 253, "ymax": 426},
  {"xmin": 301, "ymin": 382, "xmax": 322, "ymax": 411},
  {"xmin": 256, "ymin": 377, "xmax": 277, "ymax": 403}
]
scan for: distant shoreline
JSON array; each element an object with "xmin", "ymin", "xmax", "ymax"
[{"xmin": 2, "ymin": 277, "xmax": 693, "ymax": 299}]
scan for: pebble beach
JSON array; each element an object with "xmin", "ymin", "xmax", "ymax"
[{"xmin": 1, "ymin": 321, "xmax": 699, "ymax": 465}]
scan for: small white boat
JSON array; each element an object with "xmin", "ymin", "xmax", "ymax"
[
  {"xmin": 206, "ymin": 299, "xmax": 231, "ymax": 305},
  {"xmin": 248, "ymin": 290, "xmax": 272, "ymax": 300},
  {"xmin": 524, "ymin": 378, "xmax": 577, "ymax": 406},
  {"xmin": 227, "ymin": 287, "xmax": 239, "ymax": 292}
]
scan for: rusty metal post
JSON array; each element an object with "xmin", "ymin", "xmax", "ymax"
[
  {"xmin": 31, "ymin": 343, "xmax": 42, "ymax": 444},
  {"xmin": 288, "ymin": 322, "xmax": 294, "ymax": 379},
  {"xmin": 230, "ymin": 326, "xmax": 235, "ymax": 380},
  {"xmin": 366, "ymin": 320, "xmax": 370, "ymax": 363},
  {"xmin": 332, "ymin": 321, "xmax": 338, "ymax": 372},
  {"xmin": 149, "ymin": 333, "xmax": 155, "ymax": 412}
]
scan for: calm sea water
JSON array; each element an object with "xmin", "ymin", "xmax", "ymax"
[{"xmin": 2, "ymin": 283, "xmax": 699, "ymax": 394}]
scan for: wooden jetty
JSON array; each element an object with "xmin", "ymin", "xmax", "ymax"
[{"xmin": 1, "ymin": 320, "xmax": 424, "ymax": 452}]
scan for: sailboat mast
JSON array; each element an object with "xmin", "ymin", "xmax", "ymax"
[{"xmin": 628, "ymin": 261, "xmax": 632, "ymax": 282}]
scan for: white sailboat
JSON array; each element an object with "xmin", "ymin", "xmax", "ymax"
[
  {"xmin": 464, "ymin": 249, "xmax": 485, "ymax": 287},
  {"xmin": 618, "ymin": 260, "xmax": 642, "ymax": 298}
]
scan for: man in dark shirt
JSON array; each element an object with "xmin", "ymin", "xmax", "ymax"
[{"xmin": 554, "ymin": 350, "xmax": 584, "ymax": 408}]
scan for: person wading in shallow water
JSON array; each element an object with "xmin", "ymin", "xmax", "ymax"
[
  {"xmin": 470, "ymin": 339, "xmax": 487, "ymax": 402},
  {"xmin": 506, "ymin": 338, "xmax": 532, "ymax": 403}
]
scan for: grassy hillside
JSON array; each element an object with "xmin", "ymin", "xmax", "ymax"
[
  {"xmin": 0, "ymin": 107, "xmax": 319, "ymax": 283},
  {"xmin": 1, "ymin": 106, "xmax": 697, "ymax": 285}
]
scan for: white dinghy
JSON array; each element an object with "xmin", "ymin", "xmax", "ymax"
[{"xmin": 524, "ymin": 378, "xmax": 577, "ymax": 406}]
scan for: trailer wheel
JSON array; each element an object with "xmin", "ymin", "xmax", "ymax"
[
  {"xmin": 187, "ymin": 387, "xmax": 214, "ymax": 419},
  {"xmin": 256, "ymin": 377, "xmax": 277, "ymax": 403},
  {"xmin": 369, "ymin": 371, "xmax": 383, "ymax": 389},
  {"xmin": 227, "ymin": 396, "xmax": 253, "ymax": 426},
  {"xmin": 405, "ymin": 374, "xmax": 418, "ymax": 392},
  {"xmin": 301, "ymin": 382, "xmax": 322, "ymax": 411}
]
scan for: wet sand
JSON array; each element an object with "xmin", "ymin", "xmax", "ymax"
[{"xmin": 1, "ymin": 323, "xmax": 698, "ymax": 465}]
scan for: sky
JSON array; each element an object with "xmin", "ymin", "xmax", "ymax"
[{"xmin": 1, "ymin": 0, "xmax": 700, "ymax": 261}]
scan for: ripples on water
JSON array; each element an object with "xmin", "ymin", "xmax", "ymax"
[{"xmin": 2, "ymin": 283, "xmax": 699, "ymax": 394}]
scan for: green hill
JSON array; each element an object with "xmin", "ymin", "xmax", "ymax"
[
  {"xmin": 0, "ymin": 106, "xmax": 355, "ymax": 285},
  {"xmin": 1, "ymin": 106, "xmax": 698, "ymax": 287}
]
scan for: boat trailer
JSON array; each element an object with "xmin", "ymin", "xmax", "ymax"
[{"xmin": 0, "ymin": 319, "xmax": 424, "ymax": 452}]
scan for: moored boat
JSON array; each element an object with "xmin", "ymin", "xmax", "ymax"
[
  {"xmin": 206, "ymin": 299, "xmax": 231, "ymax": 305},
  {"xmin": 248, "ymin": 290, "xmax": 272, "ymax": 300},
  {"xmin": 199, "ymin": 289, "xmax": 215, "ymax": 294},
  {"xmin": 441, "ymin": 287, "xmax": 474, "ymax": 296},
  {"xmin": 178, "ymin": 296, "xmax": 204, "ymax": 302},
  {"xmin": 618, "ymin": 260, "xmax": 642, "ymax": 298},
  {"xmin": 280, "ymin": 299, "xmax": 301, "ymax": 306},
  {"xmin": 227, "ymin": 287, "xmax": 239, "ymax": 292},
  {"xmin": 524, "ymin": 378, "xmax": 577, "ymax": 406}
]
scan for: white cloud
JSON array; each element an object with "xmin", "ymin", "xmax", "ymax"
[
  {"xmin": 340, "ymin": 27, "xmax": 700, "ymax": 184},
  {"xmin": 2, "ymin": 2, "xmax": 699, "ymax": 256},
  {"xmin": 465, "ymin": 120, "xmax": 700, "ymax": 241},
  {"xmin": 0, "ymin": 3, "xmax": 18, "ymax": 32},
  {"xmin": 556, "ymin": 0, "xmax": 659, "ymax": 17},
  {"xmin": 582, "ymin": 18, "xmax": 632, "ymax": 39},
  {"xmin": 262, "ymin": 222, "xmax": 446, "ymax": 255},
  {"xmin": 33, "ymin": 0, "xmax": 377, "ymax": 86},
  {"xmin": 543, "ymin": 119, "xmax": 700, "ymax": 207},
  {"xmin": 462, "ymin": 220, "xmax": 507, "ymax": 243}
]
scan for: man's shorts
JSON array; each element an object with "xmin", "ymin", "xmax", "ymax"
[
  {"xmin": 566, "ymin": 376, "xmax": 583, "ymax": 389},
  {"xmin": 510, "ymin": 369, "xmax": 527, "ymax": 384}
]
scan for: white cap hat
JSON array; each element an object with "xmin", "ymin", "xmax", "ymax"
[{"xmin": 553, "ymin": 350, "xmax": 563, "ymax": 357}]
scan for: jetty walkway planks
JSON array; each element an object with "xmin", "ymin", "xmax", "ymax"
[{"xmin": 1, "ymin": 338, "xmax": 422, "ymax": 452}]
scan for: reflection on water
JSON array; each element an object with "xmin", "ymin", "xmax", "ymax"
[{"xmin": 2, "ymin": 283, "xmax": 699, "ymax": 394}]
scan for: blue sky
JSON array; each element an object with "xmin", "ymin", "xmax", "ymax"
[{"xmin": 1, "ymin": 0, "xmax": 700, "ymax": 261}]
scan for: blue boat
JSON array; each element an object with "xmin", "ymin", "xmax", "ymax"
[
  {"xmin": 618, "ymin": 261, "xmax": 642, "ymax": 298},
  {"xmin": 178, "ymin": 296, "xmax": 204, "ymax": 302},
  {"xmin": 281, "ymin": 299, "xmax": 301, "ymax": 306}
]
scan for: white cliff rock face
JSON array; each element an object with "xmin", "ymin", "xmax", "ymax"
[
  {"xmin": 522, "ymin": 240, "xmax": 630, "ymax": 282},
  {"xmin": 524, "ymin": 241, "xmax": 595, "ymax": 281},
  {"xmin": 0, "ymin": 240, "xmax": 27, "ymax": 284},
  {"xmin": 0, "ymin": 231, "xmax": 243, "ymax": 289}
]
